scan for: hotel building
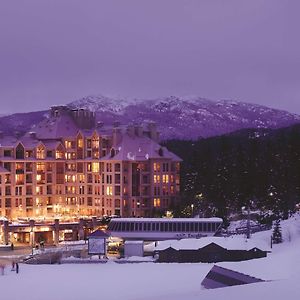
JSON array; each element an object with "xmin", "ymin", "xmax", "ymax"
[{"xmin": 0, "ymin": 106, "xmax": 181, "ymax": 221}]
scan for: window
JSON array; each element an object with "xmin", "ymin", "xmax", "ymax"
[
  {"xmin": 162, "ymin": 174, "xmax": 169, "ymax": 183},
  {"xmin": 92, "ymin": 162, "xmax": 99, "ymax": 173},
  {"xmin": 153, "ymin": 162, "xmax": 160, "ymax": 172},
  {"xmin": 154, "ymin": 198, "xmax": 161, "ymax": 207},
  {"xmin": 36, "ymin": 147, "xmax": 45, "ymax": 159},
  {"xmin": 47, "ymin": 150, "xmax": 53, "ymax": 158},
  {"xmin": 115, "ymin": 163, "xmax": 121, "ymax": 172},
  {"xmin": 162, "ymin": 163, "xmax": 169, "ymax": 172},
  {"xmin": 153, "ymin": 175, "xmax": 160, "ymax": 184},
  {"xmin": 77, "ymin": 138, "xmax": 83, "ymax": 148},
  {"xmin": 5, "ymin": 198, "xmax": 11, "ymax": 208},
  {"xmin": 4, "ymin": 150, "xmax": 12, "ymax": 157},
  {"xmin": 106, "ymin": 186, "xmax": 113, "ymax": 196},
  {"xmin": 26, "ymin": 198, "xmax": 33, "ymax": 207}
]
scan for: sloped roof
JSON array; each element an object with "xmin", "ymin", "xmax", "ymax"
[
  {"xmin": 31, "ymin": 114, "xmax": 78, "ymax": 139},
  {"xmin": 0, "ymin": 136, "xmax": 18, "ymax": 147},
  {"xmin": 201, "ymin": 265, "xmax": 264, "ymax": 289},
  {"xmin": 18, "ymin": 136, "xmax": 41, "ymax": 149},
  {"xmin": 88, "ymin": 230, "xmax": 109, "ymax": 239},
  {"xmin": 155, "ymin": 237, "xmax": 270, "ymax": 251},
  {"xmin": 42, "ymin": 140, "xmax": 63, "ymax": 150},
  {"xmin": 101, "ymin": 134, "xmax": 182, "ymax": 162},
  {"xmin": 0, "ymin": 166, "xmax": 10, "ymax": 173}
]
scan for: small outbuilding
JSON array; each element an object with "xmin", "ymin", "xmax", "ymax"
[
  {"xmin": 155, "ymin": 237, "xmax": 270, "ymax": 263},
  {"xmin": 88, "ymin": 230, "xmax": 109, "ymax": 256},
  {"xmin": 124, "ymin": 240, "xmax": 144, "ymax": 257}
]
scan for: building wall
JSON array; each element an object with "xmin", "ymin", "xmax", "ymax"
[{"xmin": 0, "ymin": 109, "xmax": 180, "ymax": 220}]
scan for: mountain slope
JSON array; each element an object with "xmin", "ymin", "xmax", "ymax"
[
  {"xmin": 0, "ymin": 95, "xmax": 299, "ymax": 140},
  {"xmin": 68, "ymin": 95, "xmax": 300, "ymax": 139}
]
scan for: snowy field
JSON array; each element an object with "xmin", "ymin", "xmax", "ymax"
[{"xmin": 0, "ymin": 214, "xmax": 299, "ymax": 300}]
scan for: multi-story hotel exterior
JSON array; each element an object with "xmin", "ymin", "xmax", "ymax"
[{"xmin": 0, "ymin": 106, "xmax": 181, "ymax": 221}]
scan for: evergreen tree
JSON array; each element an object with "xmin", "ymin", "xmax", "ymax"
[{"xmin": 272, "ymin": 219, "xmax": 283, "ymax": 244}]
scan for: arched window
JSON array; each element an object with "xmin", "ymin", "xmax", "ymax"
[
  {"xmin": 110, "ymin": 148, "xmax": 116, "ymax": 158},
  {"xmin": 16, "ymin": 143, "xmax": 24, "ymax": 159}
]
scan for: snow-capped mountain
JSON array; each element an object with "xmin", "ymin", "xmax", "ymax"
[
  {"xmin": 67, "ymin": 95, "xmax": 300, "ymax": 139},
  {"xmin": 0, "ymin": 95, "xmax": 299, "ymax": 140}
]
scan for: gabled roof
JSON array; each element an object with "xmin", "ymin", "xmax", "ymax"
[
  {"xmin": 88, "ymin": 230, "xmax": 109, "ymax": 239},
  {"xmin": 101, "ymin": 134, "xmax": 182, "ymax": 162},
  {"xmin": 42, "ymin": 140, "xmax": 64, "ymax": 150},
  {"xmin": 31, "ymin": 114, "xmax": 78, "ymax": 139},
  {"xmin": 155, "ymin": 237, "xmax": 270, "ymax": 251}
]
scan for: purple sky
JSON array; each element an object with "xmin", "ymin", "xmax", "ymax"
[{"xmin": 0, "ymin": 0, "xmax": 300, "ymax": 114}]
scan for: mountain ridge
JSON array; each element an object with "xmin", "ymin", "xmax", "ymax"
[{"xmin": 0, "ymin": 95, "xmax": 299, "ymax": 140}]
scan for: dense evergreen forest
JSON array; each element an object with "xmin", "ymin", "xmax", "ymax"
[{"xmin": 164, "ymin": 124, "xmax": 300, "ymax": 223}]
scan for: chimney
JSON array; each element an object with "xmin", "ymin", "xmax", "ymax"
[
  {"xmin": 97, "ymin": 121, "xmax": 104, "ymax": 128},
  {"xmin": 29, "ymin": 132, "xmax": 37, "ymax": 139},
  {"xmin": 134, "ymin": 125, "xmax": 143, "ymax": 137},
  {"xmin": 113, "ymin": 121, "xmax": 120, "ymax": 128},
  {"xmin": 127, "ymin": 124, "xmax": 135, "ymax": 137},
  {"xmin": 147, "ymin": 122, "xmax": 158, "ymax": 141},
  {"xmin": 14, "ymin": 131, "xmax": 22, "ymax": 139},
  {"xmin": 113, "ymin": 127, "xmax": 122, "ymax": 146}
]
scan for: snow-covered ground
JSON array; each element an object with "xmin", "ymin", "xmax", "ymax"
[{"xmin": 0, "ymin": 214, "xmax": 299, "ymax": 300}]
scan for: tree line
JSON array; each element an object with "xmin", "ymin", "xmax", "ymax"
[{"xmin": 164, "ymin": 124, "xmax": 300, "ymax": 224}]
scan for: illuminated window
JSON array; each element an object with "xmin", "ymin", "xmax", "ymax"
[
  {"xmin": 154, "ymin": 175, "xmax": 160, "ymax": 184},
  {"xmin": 77, "ymin": 139, "xmax": 83, "ymax": 148},
  {"xmin": 36, "ymin": 186, "xmax": 43, "ymax": 195},
  {"xmin": 78, "ymin": 174, "xmax": 85, "ymax": 183},
  {"xmin": 162, "ymin": 174, "xmax": 169, "ymax": 183},
  {"xmin": 36, "ymin": 147, "xmax": 45, "ymax": 159},
  {"xmin": 154, "ymin": 198, "xmax": 161, "ymax": 207},
  {"xmin": 153, "ymin": 162, "xmax": 160, "ymax": 172},
  {"xmin": 37, "ymin": 163, "xmax": 45, "ymax": 172},
  {"xmin": 64, "ymin": 140, "xmax": 73, "ymax": 149},
  {"xmin": 55, "ymin": 150, "xmax": 64, "ymax": 159},
  {"xmin": 15, "ymin": 174, "xmax": 24, "ymax": 185},
  {"xmin": 106, "ymin": 186, "xmax": 113, "ymax": 196},
  {"xmin": 92, "ymin": 162, "xmax": 100, "ymax": 173},
  {"xmin": 92, "ymin": 137, "xmax": 99, "ymax": 149}
]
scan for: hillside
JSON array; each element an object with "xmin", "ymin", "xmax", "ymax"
[
  {"xmin": 0, "ymin": 95, "xmax": 299, "ymax": 139},
  {"xmin": 165, "ymin": 124, "xmax": 300, "ymax": 220}
]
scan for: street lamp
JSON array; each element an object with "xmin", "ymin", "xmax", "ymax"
[
  {"xmin": 191, "ymin": 204, "xmax": 194, "ymax": 217},
  {"xmin": 30, "ymin": 227, "xmax": 34, "ymax": 256}
]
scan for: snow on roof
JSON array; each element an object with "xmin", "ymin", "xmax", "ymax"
[
  {"xmin": 155, "ymin": 236, "xmax": 271, "ymax": 251},
  {"xmin": 88, "ymin": 230, "xmax": 109, "ymax": 238},
  {"xmin": 33, "ymin": 113, "xmax": 78, "ymax": 139},
  {"xmin": 124, "ymin": 240, "xmax": 144, "ymax": 245},
  {"xmin": 0, "ymin": 166, "xmax": 10, "ymax": 173},
  {"xmin": 0, "ymin": 135, "xmax": 18, "ymax": 147},
  {"xmin": 110, "ymin": 217, "xmax": 223, "ymax": 223},
  {"xmin": 101, "ymin": 133, "xmax": 182, "ymax": 162}
]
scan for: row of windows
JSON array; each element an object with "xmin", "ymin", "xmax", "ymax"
[{"xmin": 108, "ymin": 221, "xmax": 221, "ymax": 233}]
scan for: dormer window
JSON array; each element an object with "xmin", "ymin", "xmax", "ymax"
[
  {"xmin": 16, "ymin": 143, "xmax": 25, "ymax": 159},
  {"xmin": 110, "ymin": 148, "xmax": 116, "ymax": 158},
  {"xmin": 158, "ymin": 148, "xmax": 164, "ymax": 157},
  {"xmin": 36, "ymin": 146, "xmax": 45, "ymax": 159}
]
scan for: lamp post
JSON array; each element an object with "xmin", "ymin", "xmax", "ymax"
[
  {"xmin": 191, "ymin": 204, "xmax": 194, "ymax": 217},
  {"xmin": 30, "ymin": 227, "xmax": 34, "ymax": 256}
]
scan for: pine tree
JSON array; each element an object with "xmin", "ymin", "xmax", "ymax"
[{"xmin": 272, "ymin": 219, "xmax": 283, "ymax": 244}]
